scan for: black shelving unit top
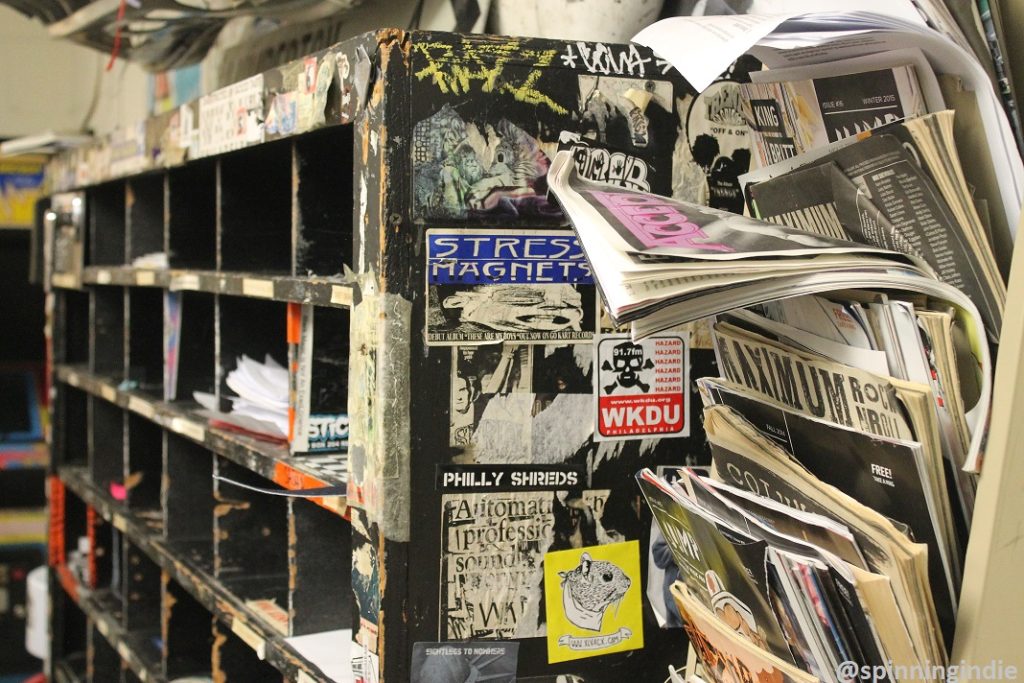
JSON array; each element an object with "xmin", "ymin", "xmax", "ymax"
[
  {"xmin": 59, "ymin": 465, "xmax": 339, "ymax": 683},
  {"xmin": 55, "ymin": 364, "xmax": 348, "ymax": 516},
  {"xmin": 52, "ymin": 266, "xmax": 355, "ymax": 308}
]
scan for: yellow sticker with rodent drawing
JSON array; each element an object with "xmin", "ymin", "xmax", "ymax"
[{"xmin": 544, "ymin": 540, "xmax": 644, "ymax": 663}]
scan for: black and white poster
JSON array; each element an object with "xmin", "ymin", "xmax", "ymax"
[
  {"xmin": 439, "ymin": 489, "xmax": 611, "ymax": 641},
  {"xmin": 449, "ymin": 344, "xmax": 594, "ymax": 463}
]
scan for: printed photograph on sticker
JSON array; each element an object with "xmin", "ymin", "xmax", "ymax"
[
  {"xmin": 543, "ymin": 540, "xmax": 644, "ymax": 663},
  {"xmin": 595, "ymin": 332, "xmax": 690, "ymax": 441},
  {"xmin": 448, "ymin": 343, "xmax": 594, "ymax": 463},
  {"xmin": 410, "ymin": 641, "xmax": 519, "ymax": 683},
  {"xmin": 426, "ymin": 229, "xmax": 597, "ymax": 345}
]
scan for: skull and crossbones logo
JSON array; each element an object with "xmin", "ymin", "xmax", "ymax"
[{"xmin": 603, "ymin": 341, "xmax": 654, "ymax": 394}]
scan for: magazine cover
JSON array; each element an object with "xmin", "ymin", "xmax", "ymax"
[{"xmin": 672, "ymin": 582, "xmax": 818, "ymax": 683}]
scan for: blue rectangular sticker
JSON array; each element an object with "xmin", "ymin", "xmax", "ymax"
[{"xmin": 426, "ymin": 229, "xmax": 597, "ymax": 345}]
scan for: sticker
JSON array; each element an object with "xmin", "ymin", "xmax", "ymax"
[
  {"xmin": 352, "ymin": 638, "xmax": 380, "ymax": 683},
  {"xmin": 231, "ymin": 618, "xmax": 266, "ymax": 658},
  {"xmin": 197, "ymin": 74, "xmax": 264, "ymax": 157},
  {"xmin": 544, "ymin": 540, "xmax": 643, "ymax": 663},
  {"xmin": 52, "ymin": 273, "xmax": 77, "ymax": 289},
  {"xmin": 439, "ymin": 490, "xmax": 609, "ymax": 641},
  {"xmin": 411, "ymin": 642, "xmax": 519, "ymax": 683},
  {"xmin": 449, "ymin": 345, "xmax": 532, "ymax": 448},
  {"xmin": 100, "ymin": 385, "xmax": 117, "ymax": 402},
  {"xmin": 170, "ymin": 273, "xmax": 200, "ymax": 291},
  {"xmin": 451, "ymin": 343, "xmax": 595, "ymax": 464},
  {"xmin": 135, "ymin": 270, "xmax": 156, "ymax": 286},
  {"xmin": 242, "ymin": 278, "xmax": 275, "ymax": 299},
  {"xmin": 246, "ymin": 599, "xmax": 289, "ymax": 635},
  {"xmin": 578, "ymin": 76, "xmax": 673, "ymax": 150},
  {"xmin": 179, "ymin": 104, "xmax": 194, "ymax": 149},
  {"xmin": 170, "ymin": 417, "xmax": 205, "ymax": 442},
  {"xmin": 265, "ymin": 92, "xmax": 297, "ymax": 136},
  {"xmin": 331, "ymin": 284, "xmax": 353, "ymax": 306},
  {"xmin": 412, "ymin": 106, "xmax": 558, "ymax": 221},
  {"xmin": 426, "ymin": 230, "xmax": 595, "ymax": 345},
  {"xmin": 337, "ymin": 52, "xmax": 352, "ymax": 120},
  {"xmin": 164, "ymin": 291, "xmax": 182, "ymax": 402},
  {"xmin": 303, "ymin": 57, "xmax": 318, "ymax": 94},
  {"xmin": 96, "ymin": 269, "xmax": 111, "ymax": 284},
  {"xmin": 127, "ymin": 396, "xmax": 154, "ymax": 419},
  {"xmin": 595, "ymin": 332, "xmax": 689, "ymax": 440},
  {"xmin": 675, "ymin": 57, "xmax": 759, "ymax": 213},
  {"xmin": 436, "ymin": 464, "xmax": 585, "ymax": 492}
]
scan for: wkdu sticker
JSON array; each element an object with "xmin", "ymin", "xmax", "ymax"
[
  {"xmin": 544, "ymin": 541, "xmax": 643, "ymax": 663},
  {"xmin": 595, "ymin": 333, "xmax": 689, "ymax": 440}
]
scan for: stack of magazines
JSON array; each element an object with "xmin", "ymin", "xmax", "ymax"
[{"xmin": 546, "ymin": 35, "xmax": 1011, "ymax": 680}]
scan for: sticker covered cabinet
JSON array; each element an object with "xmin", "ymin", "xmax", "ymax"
[{"xmin": 43, "ymin": 29, "xmax": 753, "ymax": 682}]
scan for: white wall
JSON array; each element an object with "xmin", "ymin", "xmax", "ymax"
[{"xmin": 0, "ymin": 6, "xmax": 150, "ymax": 139}]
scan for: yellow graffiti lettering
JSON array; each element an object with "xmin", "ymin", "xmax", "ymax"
[{"xmin": 413, "ymin": 40, "xmax": 568, "ymax": 115}]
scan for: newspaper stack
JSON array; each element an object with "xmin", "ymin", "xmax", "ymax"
[
  {"xmin": 546, "ymin": 11, "xmax": 1020, "ymax": 678},
  {"xmin": 194, "ymin": 354, "xmax": 290, "ymax": 443}
]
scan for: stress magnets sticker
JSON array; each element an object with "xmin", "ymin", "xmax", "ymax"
[
  {"xmin": 595, "ymin": 332, "xmax": 689, "ymax": 440},
  {"xmin": 544, "ymin": 540, "xmax": 644, "ymax": 663}
]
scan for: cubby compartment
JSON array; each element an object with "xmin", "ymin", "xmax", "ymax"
[
  {"xmin": 289, "ymin": 496, "xmax": 352, "ymax": 636},
  {"xmin": 56, "ymin": 289, "xmax": 90, "ymax": 366},
  {"xmin": 163, "ymin": 574, "xmax": 214, "ymax": 680},
  {"xmin": 87, "ymin": 181, "xmax": 126, "ymax": 267},
  {"xmin": 127, "ymin": 287, "xmax": 164, "ymax": 396},
  {"xmin": 168, "ymin": 158, "xmax": 217, "ymax": 269},
  {"xmin": 96, "ymin": 522, "xmax": 120, "ymax": 604},
  {"xmin": 122, "ymin": 539, "xmax": 162, "ymax": 670},
  {"xmin": 169, "ymin": 291, "xmax": 215, "ymax": 401},
  {"xmin": 88, "ymin": 398, "xmax": 125, "ymax": 498},
  {"xmin": 54, "ymin": 384, "xmax": 88, "ymax": 468},
  {"xmin": 294, "ymin": 125, "xmax": 354, "ymax": 276},
  {"xmin": 217, "ymin": 296, "xmax": 288, "ymax": 409},
  {"xmin": 213, "ymin": 459, "xmax": 289, "ymax": 608},
  {"xmin": 90, "ymin": 287, "xmax": 125, "ymax": 379},
  {"xmin": 219, "ymin": 139, "xmax": 293, "ymax": 274},
  {"xmin": 52, "ymin": 583, "xmax": 87, "ymax": 679},
  {"xmin": 126, "ymin": 174, "xmax": 165, "ymax": 264},
  {"xmin": 163, "ymin": 433, "xmax": 215, "ymax": 570},
  {"xmin": 213, "ymin": 621, "xmax": 284, "ymax": 682},
  {"xmin": 89, "ymin": 621, "xmax": 122, "ymax": 683},
  {"xmin": 307, "ymin": 305, "xmax": 349, "ymax": 424},
  {"xmin": 125, "ymin": 414, "xmax": 162, "ymax": 512},
  {"xmin": 61, "ymin": 489, "xmax": 89, "ymax": 569}
]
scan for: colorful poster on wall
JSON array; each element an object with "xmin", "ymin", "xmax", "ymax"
[
  {"xmin": 595, "ymin": 332, "xmax": 690, "ymax": 441},
  {"xmin": 426, "ymin": 229, "xmax": 596, "ymax": 345},
  {"xmin": 0, "ymin": 155, "xmax": 44, "ymax": 229},
  {"xmin": 543, "ymin": 540, "xmax": 644, "ymax": 663}
]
